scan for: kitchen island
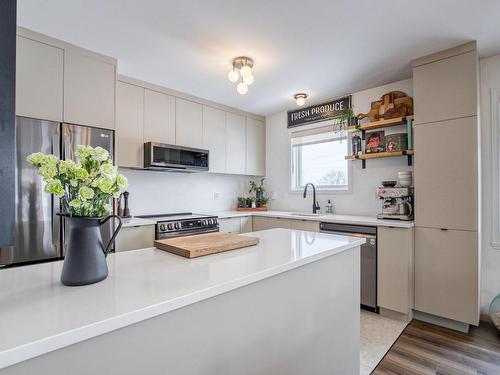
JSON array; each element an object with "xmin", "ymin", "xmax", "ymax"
[{"xmin": 0, "ymin": 228, "xmax": 364, "ymax": 375}]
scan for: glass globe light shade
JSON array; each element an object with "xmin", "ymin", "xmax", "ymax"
[
  {"xmin": 296, "ymin": 96, "xmax": 306, "ymax": 106},
  {"xmin": 237, "ymin": 82, "xmax": 248, "ymax": 95},
  {"xmin": 240, "ymin": 65, "xmax": 252, "ymax": 78},
  {"xmin": 242, "ymin": 74, "xmax": 254, "ymax": 85},
  {"xmin": 227, "ymin": 69, "xmax": 239, "ymax": 83}
]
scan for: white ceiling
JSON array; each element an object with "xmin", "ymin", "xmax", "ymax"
[{"xmin": 18, "ymin": 0, "xmax": 500, "ymax": 116}]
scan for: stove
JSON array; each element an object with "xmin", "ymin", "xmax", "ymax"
[{"xmin": 136, "ymin": 212, "xmax": 219, "ymax": 239}]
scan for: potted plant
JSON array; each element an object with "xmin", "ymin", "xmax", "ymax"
[
  {"xmin": 257, "ymin": 196, "xmax": 269, "ymax": 208},
  {"xmin": 250, "ymin": 197, "xmax": 257, "ymax": 209},
  {"xmin": 249, "ymin": 178, "xmax": 266, "ymax": 201},
  {"xmin": 237, "ymin": 196, "xmax": 247, "ymax": 208},
  {"xmin": 27, "ymin": 145, "xmax": 128, "ymax": 286},
  {"xmin": 335, "ymin": 107, "xmax": 359, "ymax": 135}
]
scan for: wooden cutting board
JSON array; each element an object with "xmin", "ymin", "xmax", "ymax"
[{"xmin": 154, "ymin": 232, "xmax": 259, "ymax": 258}]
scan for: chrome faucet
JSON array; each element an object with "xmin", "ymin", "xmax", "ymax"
[{"xmin": 303, "ymin": 183, "xmax": 320, "ymax": 214}]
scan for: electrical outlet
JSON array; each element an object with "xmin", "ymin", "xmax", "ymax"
[{"xmin": 214, "ymin": 192, "xmax": 220, "ymax": 200}]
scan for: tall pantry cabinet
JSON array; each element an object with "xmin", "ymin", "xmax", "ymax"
[{"xmin": 412, "ymin": 42, "xmax": 479, "ymax": 326}]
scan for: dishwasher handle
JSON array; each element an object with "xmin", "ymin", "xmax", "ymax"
[{"xmin": 321, "ymin": 230, "xmax": 376, "ymax": 241}]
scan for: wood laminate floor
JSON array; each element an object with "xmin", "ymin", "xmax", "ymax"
[{"xmin": 373, "ymin": 320, "xmax": 500, "ymax": 375}]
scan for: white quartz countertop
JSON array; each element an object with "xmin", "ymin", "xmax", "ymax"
[
  {"xmin": 209, "ymin": 210, "xmax": 415, "ymax": 228},
  {"xmin": 0, "ymin": 228, "xmax": 364, "ymax": 370}
]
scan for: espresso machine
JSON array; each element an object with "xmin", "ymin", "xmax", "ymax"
[{"xmin": 376, "ymin": 186, "xmax": 414, "ymax": 220}]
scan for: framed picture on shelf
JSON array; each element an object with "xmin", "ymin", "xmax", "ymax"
[{"xmin": 365, "ymin": 131, "xmax": 385, "ymax": 153}]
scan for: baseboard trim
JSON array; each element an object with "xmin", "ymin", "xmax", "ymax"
[
  {"xmin": 413, "ymin": 310, "xmax": 469, "ymax": 333},
  {"xmin": 380, "ymin": 308, "xmax": 413, "ymax": 323}
]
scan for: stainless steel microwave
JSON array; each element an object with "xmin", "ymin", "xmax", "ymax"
[{"xmin": 144, "ymin": 142, "xmax": 209, "ymax": 172}]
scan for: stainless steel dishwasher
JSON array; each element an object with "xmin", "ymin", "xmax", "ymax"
[{"xmin": 320, "ymin": 222, "xmax": 378, "ymax": 312}]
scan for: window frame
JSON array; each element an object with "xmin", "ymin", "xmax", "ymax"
[{"xmin": 289, "ymin": 129, "xmax": 352, "ymax": 194}]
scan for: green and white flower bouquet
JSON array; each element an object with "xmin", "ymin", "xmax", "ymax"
[{"xmin": 27, "ymin": 145, "xmax": 128, "ymax": 217}]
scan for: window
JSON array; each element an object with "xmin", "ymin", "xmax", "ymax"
[{"xmin": 291, "ymin": 127, "xmax": 349, "ymax": 191}]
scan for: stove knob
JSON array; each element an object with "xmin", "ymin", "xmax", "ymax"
[
  {"xmin": 202, "ymin": 220, "xmax": 208, "ymax": 226},
  {"xmin": 174, "ymin": 222, "xmax": 181, "ymax": 229},
  {"xmin": 160, "ymin": 224, "xmax": 166, "ymax": 231},
  {"xmin": 167, "ymin": 223, "xmax": 173, "ymax": 230},
  {"xmin": 213, "ymin": 218, "xmax": 218, "ymax": 225}
]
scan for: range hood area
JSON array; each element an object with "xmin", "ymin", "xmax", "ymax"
[{"xmin": 143, "ymin": 142, "xmax": 209, "ymax": 172}]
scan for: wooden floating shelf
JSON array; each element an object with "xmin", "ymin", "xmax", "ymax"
[
  {"xmin": 345, "ymin": 150, "xmax": 414, "ymax": 169},
  {"xmin": 345, "ymin": 150, "xmax": 414, "ymax": 160},
  {"xmin": 359, "ymin": 151, "xmax": 404, "ymax": 159},
  {"xmin": 347, "ymin": 115, "xmax": 414, "ymax": 132}
]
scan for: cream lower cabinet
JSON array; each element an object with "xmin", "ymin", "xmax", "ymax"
[
  {"xmin": 377, "ymin": 227, "xmax": 414, "ymax": 315},
  {"xmin": 218, "ymin": 217, "xmax": 242, "ymax": 234},
  {"xmin": 252, "ymin": 217, "xmax": 292, "ymax": 231},
  {"xmin": 116, "ymin": 81, "xmax": 144, "ymax": 168},
  {"xmin": 240, "ymin": 216, "xmax": 253, "ymax": 233},
  {"xmin": 218, "ymin": 216, "xmax": 253, "ymax": 234},
  {"xmin": 415, "ymin": 227, "xmax": 479, "ymax": 325},
  {"xmin": 115, "ymin": 225, "xmax": 155, "ymax": 252},
  {"xmin": 16, "ymin": 35, "xmax": 64, "ymax": 122},
  {"xmin": 290, "ymin": 220, "xmax": 319, "ymax": 232}
]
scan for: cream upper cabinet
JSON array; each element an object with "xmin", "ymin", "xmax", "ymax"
[
  {"xmin": 413, "ymin": 51, "xmax": 477, "ymax": 125},
  {"xmin": 226, "ymin": 113, "xmax": 247, "ymax": 174},
  {"xmin": 175, "ymin": 98, "xmax": 202, "ymax": 148},
  {"xmin": 377, "ymin": 227, "xmax": 414, "ymax": 315},
  {"xmin": 414, "ymin": 117, "xmax": 477, "ymax": 231},
  {"xmin": 144, "ymin": 89, "xmax": 176, "ymax": 145},
  {"xmin": 16, "ymin": 36, "xmax": 64, "ymax": 122},
  {"xmin": 64, "ymin": 49, "xmax": 116, "ymax": 129},
  {"xmin": 116, "ymin": 82, "xmax": 144, "ymax": 168},
  {"xmin": 246, "ymin": 118, "xmax": 266, "ymax": 176},
  {"xmin": 202, "ymin": 106, "xmax": 226, "ymax": 173},
  {"xmin": 415, "ymin": 227, "xmax": 479, "ymax": 325}
]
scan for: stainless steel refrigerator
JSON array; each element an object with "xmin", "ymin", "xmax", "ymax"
[{"xmin": 0, "ymin": 117, "xmax": 115, "ymax": 267}]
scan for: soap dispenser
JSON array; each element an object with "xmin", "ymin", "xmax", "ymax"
[{"xmin": 325, "ymin": 200, "xmax": 333, "ymax": 214}]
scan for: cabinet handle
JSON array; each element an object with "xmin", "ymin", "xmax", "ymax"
[{"xmin": 440, "ymin": 228, "xmax": 449, "ymax": 231}]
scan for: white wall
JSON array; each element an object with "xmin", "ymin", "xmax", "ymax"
[
  {"xmin": 265, "ymin": 79, "xmax": 413, "ymax": 215},
  {"xmin": 120, "ymin": 169, "xmax": 252, "ymax": 215},
  {"xmin": 480, "ymin": 54, "xmax": 500, "ymax": 314}
]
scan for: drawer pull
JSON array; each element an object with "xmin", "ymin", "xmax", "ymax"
[{"xmin": 440, "ymin": 228, "xmax": 449, "ymax": 231}]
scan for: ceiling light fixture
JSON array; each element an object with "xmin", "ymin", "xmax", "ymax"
[
  {"xmin": 228, "ymin": 56, "xmax": 254, "ymax": 95},
  {"xmin": 294, "ymin": 93, "xmax": 308, "ymax": 106},
  {"xmin": 227, "ymin": 69, "xmax": 239, "ymax": 83}
]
